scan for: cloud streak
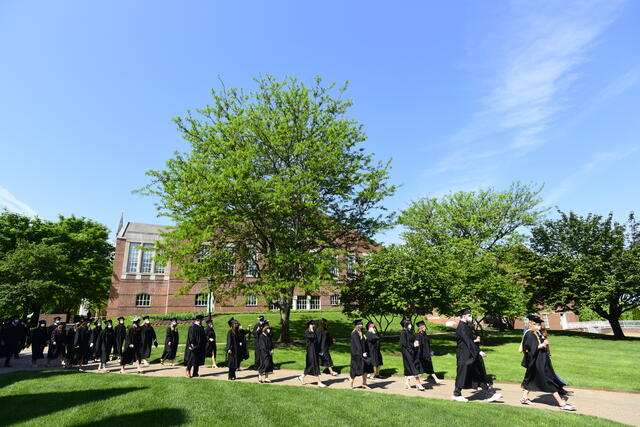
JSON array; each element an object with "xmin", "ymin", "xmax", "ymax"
[
  {"xmin": 430, "ymin": 0, "xmax": 626, "ymax": 176},
  {"xmin": 0, "ymin": 185, "xmax": 37, "ymax": 216}
]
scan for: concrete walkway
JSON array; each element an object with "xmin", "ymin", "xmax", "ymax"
[{"xmin": 3, "ymin": 354, "xmax": 639, "ymax": 426}]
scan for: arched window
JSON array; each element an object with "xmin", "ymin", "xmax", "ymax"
[{"xmin": 135, "ymin": 293, "xmax": 151, "ymax": 307}]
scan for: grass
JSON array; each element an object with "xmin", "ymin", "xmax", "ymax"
[
  {"xmin": 0, "ymin": 370, "xmax": 622, "ymax": 427},
  {"xmin": 121, "ymin": 311, "xmax": 640, "ymax": 392}
]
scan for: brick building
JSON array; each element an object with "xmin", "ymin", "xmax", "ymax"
[{"xmin": 106, "ymin": 222, "xmax": 355, "ymax": 317}]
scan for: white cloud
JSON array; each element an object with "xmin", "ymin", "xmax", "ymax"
[
  {"xmin": 430, "ymin": 0, "xmax": 626, "ymax": 177},
  {"xmin": 545, "ymin": 147, "xmax": 639, "ymax": 205},
  {"xmin": 0, "ymin": 185, "xmax": 37, "ymax": 216}
]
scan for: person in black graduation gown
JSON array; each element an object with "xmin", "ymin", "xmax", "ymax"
[
  {"xmin": 96, "ymin": 319, "xmax": 115, "ymax": 371},
  {"xmin": 349, "ymin": 319, "xmax": 370, "ymax": 389},
  {"xmin": 317, "ymin": 318, "xmax": 338, "ymax": 376},
  {"xmin": 14, "ymin": 319, "xmax": 28, "ymax": 359},
  {"xmin": 47, "ymin": 316, "xmax": 61, "ymax": 347},
  {"xmin": 520, "ymin": 315, "xmax": 576, "ymax": 411},
  {"xmin": 226, "ymin": 318, "xmax": 242, "ymax": 380},
  {"xmin": 256, "ymin": 321, "xmax": 274, "ymax": 383},
  {"xmin": 365, "ymin": 321, "xmax": 383, "ymax": 379},
  {"xmin": 27, "ymin": 320, "xmax": 49, "ymax": 367},
  {"xmin": 140, "ymin": 316, "xmax": 158, "ymax": 366},
  {"xmin": 298, "ymin": 320, "xmax": 326, "ymax": 387},
  {"xmin": 204, "ymin": 319, "xmax": 218, "ymax": 368},
  {"xmin": 452, "ymin": 309, "xmax": 501, "ymax": 402},
  {"xmin": 238, "ymin": 322, "xmax": 250, "ymax": 368},
  {"xmin": 251, "ymin": 315, "xmax": 264, "ymax": 370},
  {"xmin": 120, "ymin": 317, "xmax": 144, "ymax": 374},
  {"xmin": 415, "ymin": 321, "xmax": 445, "ymax": 385},
  {"xmin": 160, "ymin": 318, "xmax": 179, "ymax": 366},
  {"xmin": 1, "ymin": 318, "xmax": 18, "ymax": 367},
  {"xmin": 113, "ymin": 317, "xmax": 127, "ymax": 361},
  {"xmin": 400, "ymin": 318, "xmax": 424, "ymax": 390},
  {"xmin": 47, "ymin": 323, "xmax": 66, "ymax": 367},
  {"xmin": 73, "ymin": 320, "xmax": 91, "ymax": 371},
  {"xmin": 90, "ymin": 320, "xmax": 103, "ymax": 361},
  {"xmin": 65, "ymin": 322, "xmax": 77, "ymax": 367},
  {"xmin": 185, "ymin": 315, "xmax": 206, "ymax": 377}
]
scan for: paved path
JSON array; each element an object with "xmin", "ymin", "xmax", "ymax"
[{"xmin": 2, "ymin": 354, "xmax": 639, "ymax": 426}]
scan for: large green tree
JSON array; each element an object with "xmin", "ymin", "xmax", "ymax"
[
  {"xmin": 397, "ymin": 183, "xmax": 545, "ymax": 325},
  {"xmin": 0, "ymin": 211, "xmax": 113, "ymax": 322},
  {"xmin": 139, "ymin": 75, "xmax": 395, "ymax": 342},
  {"xmin": 528, "ymin": 211, "xmax": 640, "ymax": 338}
]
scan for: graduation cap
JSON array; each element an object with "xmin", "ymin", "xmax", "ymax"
[
  {"xmin": 416, "ymin": 320, "xmax": 426, "ymax": 328},
  {"xmin": 258, "ymin": 315, "xmax": 265, "ymax": 321},
  {"xmin": 104, "ymin": 319, "xmax": 113, "ymax": 326},
  {"xmin": 306, "ymin": 320, "xmax": 316, "ymax": 327},
  {"xmin": 228, "ymin": 317, "xmax": 238, "ymax": 327},
  {"xmin": 457, "ymin": 309, "xmax": 471, "ymax": 317},
  {"xmin": 195, "ymin": 314, "xmax": 205, "ymax": 321},
  {"xmin": 142, "ymin": 315, "xmax": 150, "ymax": 320},
  {"xmin": 400, "ymin": 317, "xmax": 410, "ymax": 327},
  {"xmin": 205, "ymin": 319, "xmax": 213, "ymax": 325},
  {"xmin": 366, "ymin": 321, "xmax": 375, "ymax": 329},
  {"xmin": 132, "ymin": 317, "xmax": 141, "ymax": 323},
  {"xmin": 526, "ymin": 314, "xmax": 543, "ymax": 324},
  {"xmin": 53, "ymin": 316, "xmax": 61, "ymax": 322},
  {"xmin": 170, "ymin": 317, "xmax": 178, "ymax": 322},
  {"xmin": 352, "ymin": 319, "xmax": 363, "ymax": 326},
  {"xmin": 117, "ymin": 316, "xmax": 125, "ymax": 321}
]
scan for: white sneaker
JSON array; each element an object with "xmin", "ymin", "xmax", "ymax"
[
  {"xmin": 486, "ymin": 392, "xmax": 502, "ymax": 402},
  {"xmin": 452, "ymin": 395, "xmax": 469, "ymax": 402}
]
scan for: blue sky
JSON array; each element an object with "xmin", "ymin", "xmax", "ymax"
[{"xmin": 1, "ymin": 1, "xmax": 638, "ymax": 243}]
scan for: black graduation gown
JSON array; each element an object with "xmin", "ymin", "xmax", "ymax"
[
  {"xmin": 121, "ymin": 326, "xmax": 143, "ymax": 364},
  {"xmin": 255, "ymin": 333, "xmax": 274, "ymax": 374},
  {"xmin": 91, "ymin": 326, "xmax": 102, "ymax": 358},
  {"xmin": 226, "ymin": 330, "xmax": 242, "ymax": 369},
  {"xmin": 184, "ymin": 323, "xmax": 206, "ymax": 366},
  {"xmin": 366, "ymin": 331, "xmax": 383, "ymax": 367},
  {"xmin": 28, "ymin": 327, "xmax": 48, "ymax": 359},
  {"xmin": 96, "ymin": 327, "xmax": 115, "ymax": 364},
  {"xmin": 47, "ymin": 328, "xmax": 66, "ymax": 359},
  {"xmin": 140, "ymin": 324, "xmax": 157, "ymax": 359},
  {"xmin": 238, "ymin": 329, "xmax": 249, "ymax": 361},
  {"xmin": 454, "ymin": 321, "xmax": 487, "ymax": 390},
  {"xmin": 400, "ymin": 329, "xmax": 420, "ymax": 376},
  {"xmin": 73, "ymin": 326, "xmax": 91, "ymax": 363},
  {"xmin": 317, "ymin": 328, "xmax": 334, "ymax": 367},
  {"xmin": 204, "ymin": 326, "xmax": 217, "ymax": 358},
  {"xmin": 161, "ymin": 327, "xmax": 179, "ymax": 360},
  {"xmin": 303, "ymin": 330, "xmax": 321, "ymax": 376},
  {"xmin": 350, "ymin": 331, "xmax": 367, "ymax": 378},
  {"xmin": 521, "ymin": 330, "xmax": 564, "ymax": 393},
  {"xmin": 416, "ymin": 331, "xmax": 435, "ymax": 374},
  {"xmin": 65, "ymin": 328, "xmax": 76, "ymax": 363},
  {"xmin": 113, "ymin": 324, "xmax": 126, "ymax": 356},
  {"xmin": 16, "ymin": 322, "xmax": 28, "ymax": 354}
]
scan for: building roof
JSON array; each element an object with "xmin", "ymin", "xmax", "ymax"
[{"xmin": 117, "ymin": 222, "xmax": 172, "ymax": 240}]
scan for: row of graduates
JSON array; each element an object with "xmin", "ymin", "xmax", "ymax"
[{"xmin": 0, "ymin": 316, "xmax": 29, "ymax": 367}]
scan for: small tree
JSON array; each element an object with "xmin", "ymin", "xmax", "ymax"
[
  {"xmin": 139, "ymin": 75, "xmax": 395, "ymax": 342},
  {"xmin": 529, "ymin": 211, "xmax": 640, "ymax": 338}
]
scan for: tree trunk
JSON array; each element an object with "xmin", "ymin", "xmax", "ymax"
[
  {"xmin": 29, "ymin": 305, "xmax": 41, "ymax": 328},
  {"xmin": 607, "ymin": 316, "xmax": 625, "ymax": 338}
]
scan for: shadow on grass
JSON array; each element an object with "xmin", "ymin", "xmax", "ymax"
[
  {"xmin": 0, "ymin": 386, "xmax": 144, "ymax": 425},
  {"xmin": 73, "ymin": 408, "xmax": 187, "ymax": 427},
  {"xmin": 0, "ymin": 369, "xmax": 75, "ymax": 388}
]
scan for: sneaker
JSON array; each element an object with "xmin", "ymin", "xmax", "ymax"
[
  {"xmin": 560, "ymin": 403, "xmax": 576, "ymax": 411},
  {"xmin": 452, "ymin": 395, "xmax": 469, "ymax": 402},
  {"xmin": 486, "ymin": 392, "xmax": 502, "ymax": 403}
]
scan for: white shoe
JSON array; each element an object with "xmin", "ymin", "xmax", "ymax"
[
  {"xmin": 452, "ymin": 395, "xmax": 468, "ymax": 402},
  {"xmin": 486, "ymin": 392, "xmax": 502, "ymax": 403}
]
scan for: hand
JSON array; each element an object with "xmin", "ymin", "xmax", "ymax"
[
  {"xmin": 228, "ymin": 349, "xmax": 232, "ymax": 354},
  {"xmin": 413, "ymin": 340, "xmax": 419, "ymax": 347},
  {"xmin": 90, "ymin": 343, "xmax": 94, "ymax": 347},
  {"xmin": 270, "ymin": 350, "xmax": 273, "ymax": 355},
  {"xmin": 479, "ymin": 351, "xmax": 487, "ymax": 358},
  {"xmin": 209, "ymin": 338, "xmax": 214, "ymax": 342},
  {"xmin": 332, "ymin": 339, "xmax": 336, "ymax": 344},
  {"xmin": 129, "ymin": 344, "xmax": 134, "ymax": 348},
  {"xmin": 168, "ymin": 342, "xmax": 171, "ymax": 345},
  {"xmin": 239, "ymin": 342, "xmax": 242, "ymax": 346},
  {"xmin": 474, "ymin": 336, "xmax": 481, "ymax": 343},
  {"xmin": 52, "ymin": 341, "xmax": 56, "ymax": 345},
  {"xmin": 363, "ymin": 352, "xmax": 368, "ymax": 358}
]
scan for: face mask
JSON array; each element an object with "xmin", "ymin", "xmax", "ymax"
[
  {"xmin": 145, "ymin": 319, "xmax": 150, "ymax": 324},
  {"xmin": 171, "ymin": 321, "xmax": 177, "ymax": 326},
  {"xmin": 107, "ymin": 324, "xmax": 113, "ymax": 328},
  {"xmin": 119, "ymin": 320, "xmax": 124, "ymax": 324},
  {"xmin": 408, "ymin": 324, "xmax": 412, "ymax": 330},
  {"xmin": 55, "ymin": 321, "xmax": 60, "ymax": 325},
  {"xmin": 97, "ymin": 322, "xmax": 102, "ymax": 327}
]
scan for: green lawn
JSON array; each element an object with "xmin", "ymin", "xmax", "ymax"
[
  {"xmin": 0, "ymin": 371, "xmax": 621, "ymax": 427},
  {"xmin": 122, "ymin": 311, "xmax": 640, "ymax": 392}
]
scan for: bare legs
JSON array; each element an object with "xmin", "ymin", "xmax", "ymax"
[{"xmin": 298, "ymin": 374, "xmax": 326, "ymax": 387}]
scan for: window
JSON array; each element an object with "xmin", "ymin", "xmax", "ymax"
[
  {"xmin": 346, "ymin": 252, "xmax": 357, "ymax": 278},
  {"xmin": 154, "ymin": 251, "xmax": 166, "ymax": 274},
  {"xmin": 195, "ymin": 294, "xmax": 208, "ymax": 307},
  {"xmin": 140, "ymin": 243, "xmax": 154, "ymax": 273},
  {"xmin": 126, "ymin": 242, "xmax": 141, "ymax": 273},
  {"xmin": 331, "ymin": 255, "xmax": 339, "ymax": 278},
  {"xmin": 295, "ymin": 296, "xmax": 307, "ymax": 310},
  {"xmin": 310, "ymin": 296, "xmax": 320, "ymax": 310},
  {"xmin": 135, "ymin": 293, "xmax": 150, "ymax": 307},
  {"xmin": 246, "ymin": 295, "xmax": 257, "ymax": 307},
  {"xmin": 246, "ymin": 251, "xmax": 259, "ymax": 277},
  {"xmin": 330, "ymin": 294, "xmax": 340, "ymax": 306},
  {"xmin": 224, "ymin": 248, "xmax": 235, "ymax": 276},
  {"xmin": 269, "ymin": 299, "xmax": 279, "ymax": 311},
  {"xmin": 197, "ymin": 245, "xmax": 209, "ymax": 263}
]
